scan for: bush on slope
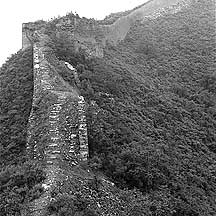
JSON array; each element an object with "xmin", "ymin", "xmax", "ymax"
[
  {"xmin": 0, "ymin": 47, "xmax": 34, "ymax": 166},
  {"xmin": 0, "ymin": 49, "xmax": 45, "ymax": 216},
  {"xmin": 50, "ymin": 1, "xmax": 216, "ymax": 215},
  {"xmin": 23, "ymin": 0, "xmax": 215, "ymax": 215}
]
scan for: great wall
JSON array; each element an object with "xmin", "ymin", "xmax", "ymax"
[
  {"xmin": 21, "ymin": 1, "xmax": 196, "ymax": 214},
  {"xmin": 22, "ymin": 29, "xmax": 88, "ymax": 215}
]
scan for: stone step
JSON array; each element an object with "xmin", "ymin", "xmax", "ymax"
[
  {"xmin": 46, "ymin": 149, "xmax": 60, "ymax": 154},
  {"xmin": 50, "ymin": 110, "xmax": 60, "ymax": 113},
  {"xmin": 48, "ymin": 143, "xmax": 59, "ymax": 147},
  {"xmin": 51, "ymin": 108, "xmax": 61, "ymax": 111},
  {"xmin": 50, "ymin": 138, "xmax": 59, "ymax": 141},
  {"xmin": 49, "ymin": 121, "xmax": 58, "ymax": 124},
  {"xmin": 49, "ymin": 111, "xmax": 59, "ymax": 114},
  {"xmin": 49, "ymin": 119, "xmax": 58, "ymax": 121},
  {"xmin": 80, "ymin": 147, "xmax": 88, "ymax": 151},
  {"xmin": 49, "ymin": 123, "xmax": 58, "ymax": 126},
  {"xmin": 50, "ymin": 111, "xmax": 59, "ymax": 114},
  {"xmin": 49, "ymin": 113, "xmax": 59, "ymax": 116},
  {"xmin": 45, "ymin": 150, "xmax": 61, "ymax": 154},
  {"xmin": 49, "ymin": 129, "xmax": 59, "ymax": 132},
  {"xmin": 49, "ymin": 116, "xmax": 58, "ymax": 119}
]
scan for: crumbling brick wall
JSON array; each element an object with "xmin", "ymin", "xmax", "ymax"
[
  {"xmin": 23, "ymin": 29, "xmax": 89, "ymax": 215},
  {"xmin": 26, "ymin": 31, "xmax": 88, "ymax": 165}
]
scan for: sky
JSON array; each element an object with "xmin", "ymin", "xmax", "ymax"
[{"xmin": 0, "ymin": 0, "xmax": 148, "ymax": 67}]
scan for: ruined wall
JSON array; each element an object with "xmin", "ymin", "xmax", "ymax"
[
  {"xmin": 50, "ymin": 16, "xmax": 105, "ymax": 58},
  {"xmin": 27, "ymin": 35, "xmax": 88, "ymax": 165},
  {"xmin": 23, "ymin": 28, "xmax": 89, "ymax": 215},
  {"xmin": 22, "ymin": 21, "xmax": 47, "ymax": 50},
  {"xmin": 22, "ymin": 23, "xmax": 33, "ymax": 49}
]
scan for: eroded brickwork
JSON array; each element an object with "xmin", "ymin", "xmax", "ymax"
[
  {"xmin": 24, "ymin": 30, "xmax": 88, "ymax": 215},
  {"xmin": 27, "ymin": 39, "xmax": 88, "ymax": 164}
]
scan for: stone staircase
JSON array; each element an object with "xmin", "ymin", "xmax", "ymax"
[
  {"xmin": 23, "ymin": 34, "xmax": 88, "ymax": 215},
  {"xmin": 46, "ymin": 95, "xmax": 63, "ymax": 165},
  {"xmin": 78, "ymin": 96, "xmax": 88, "ymax": 160}
]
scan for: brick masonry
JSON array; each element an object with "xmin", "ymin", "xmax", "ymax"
[
  {"xmin": 23, "ymin": 30, "xmax": 88, "ymax": 215},
  {"xmin": 21, "ymin": 2, "xmax": 195, "ymax": 214},
  {"xmin": 27, "ymin": 36, "xmax": 88, "ymax": 164}
]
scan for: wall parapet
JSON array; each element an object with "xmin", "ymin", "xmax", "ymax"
[
  {"xmin": 27, "ymin": 38, "xmax": 88, "ymax": 164},
  {"xmin": 24, "ymin": 29, "xmax": 89, "ymax": 215}
]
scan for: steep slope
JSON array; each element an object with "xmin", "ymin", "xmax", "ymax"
[
  {"xmin": 92, "ymin": 0, "xmax": 216, "ymax": 214},
  {"xmin": 0, "ymin": 48, "xmax": 47, "ymax": 216},
  {"xmin": 21, "ymin": 29, "xmax": 90, "ymax": 215},
  {"xmin": 103, "ymin": 0, "xmax": 193, "ymax": 44},
  {"xmin": 0, "ymin": 48, "xmax": 33, "ymax": 166},
  {"xmin": 0, "ymin": 0, "xmax": 216, "ymax": 215},
  {"xmin": 49, "ymin": 0, "xmax": 216, "ymax": 215},
  {"xmin": 25, "ymin": 0, "xmax": 194, "ymax": 59}
]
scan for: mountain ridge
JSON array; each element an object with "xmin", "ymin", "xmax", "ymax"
[
  {"xmin": 22, "ymin": 0, "xmax": 195, "ymax": 58},
  {"xmin": 0, "ymin": 0, "xmax": 216, "ymax": 215},
  {"xmin": 103, "ymin": 0, "xmax": 194, "ymax": 44}
]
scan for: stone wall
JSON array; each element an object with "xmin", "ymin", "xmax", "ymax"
[
  {"xmin": 22, "ymin": 23, "xmax": 33, "ymax": 49},
  {"xmin": 27, "ymin": 36, "xmax": 88, "ymax": 164},
  {"xmin": 23, "ymin": 29, "xmax": 89, "ymax": 214}
]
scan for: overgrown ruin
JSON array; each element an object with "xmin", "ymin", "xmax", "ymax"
[
  {"xmin": 21, "ymin": 1, "xmax": 199, "ymax": 214},
  {"xmin": 22, "ymin": 27, "xmax": 89, "ymax": 215}
]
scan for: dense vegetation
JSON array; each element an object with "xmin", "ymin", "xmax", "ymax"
[
  {"xmin": 1, "ymin": 0, "xmax": 215, "ymax": 215},
  {"xmin": 50, "ymin": 0, "xmax": 216, "ymax": 215},
  {"xmin": 0, "ymin": 161, "xmax": 45, "ymax": 215},
  {"xmin": 0, "ymin": 48, "xmax": 45, "ymax": 215},
  {"xmin": 0, "ymin": 48, "xmax": 33, "ymax": 166}
]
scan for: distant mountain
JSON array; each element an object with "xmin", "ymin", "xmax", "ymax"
[{"xmin": 0, "ymin": 0, "xmax": 216, "ymax": 215}]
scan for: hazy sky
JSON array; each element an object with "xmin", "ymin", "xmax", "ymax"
[{"xmin": 0, "ymin": 0, "xmax": 148, "ymax": 67}]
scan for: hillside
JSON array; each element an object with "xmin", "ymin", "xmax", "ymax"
[
  {"xmin": 0, "ymin": 0, "xmax": 216, "ymax": 215},
  {"xmin": 103, "ymin": 0, "xmax": 187, "ymax": 43}
]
